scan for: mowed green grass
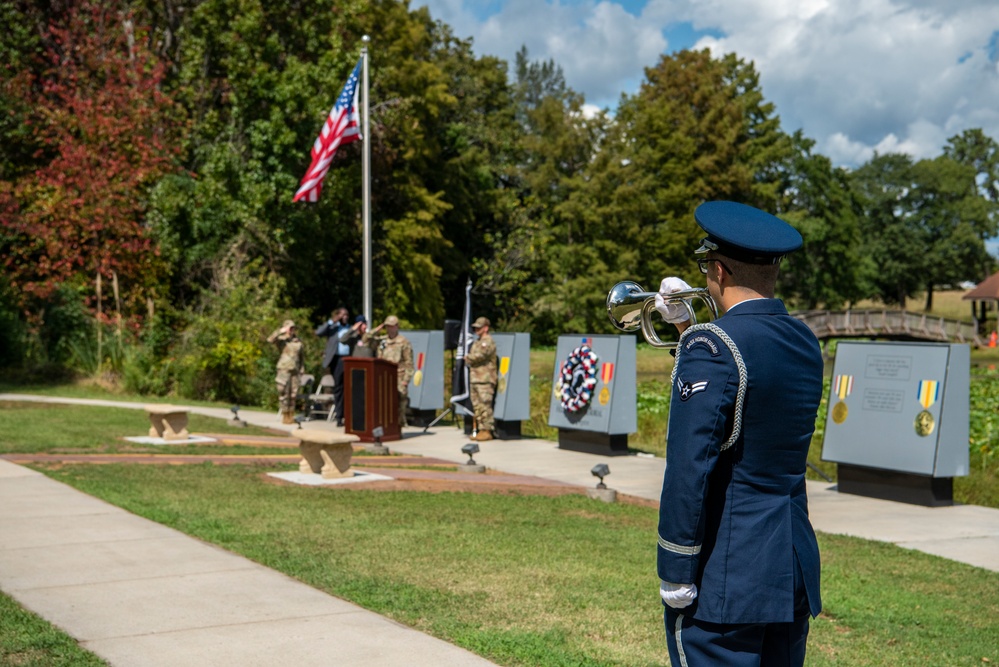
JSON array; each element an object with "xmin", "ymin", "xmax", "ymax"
[
  {"xmin": 0, "ymin": 589, "xmax": 108, "ymax": 666},
  {"xmin": 22, "ymin": 461, "xmax": 999, "ymax": 667},
  {"xmin": 0, "ymin": 401, "xmax": 291, "ymax": 456}
]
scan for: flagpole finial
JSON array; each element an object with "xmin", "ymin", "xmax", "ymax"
[{"xmin": 362, "ymin": 34, "xmax": 370, "ymax": 44}]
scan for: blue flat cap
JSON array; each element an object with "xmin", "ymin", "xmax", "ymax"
[{"xmin": 694, "ymin": 201, "xmax": 802, "ymax": 264}]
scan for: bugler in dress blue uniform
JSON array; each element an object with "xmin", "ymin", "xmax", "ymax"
[{"xmin": 657, "ymin": 201, "xmax": 823, "ymax": 667}]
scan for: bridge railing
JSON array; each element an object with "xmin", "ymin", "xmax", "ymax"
[{"xmin": 791, "ymin": 309, "xmax": 984, "ymax": 346}]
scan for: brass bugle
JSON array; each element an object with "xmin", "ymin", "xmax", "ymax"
[{"xmin": 606, "ymin": 280, "xmax": 719, "ymax": 349}]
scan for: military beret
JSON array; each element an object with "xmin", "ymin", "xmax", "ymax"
[
  {"xmin": 472, "ymin": 316, "xmax": 490, "ymax": 329},
  {"xmin": 383, "ymin": 315, "xmax": 399, "ymax": 326},
  {"xmin": 694, "ymin": 201, "xmax": 802, "ymax": 264}
]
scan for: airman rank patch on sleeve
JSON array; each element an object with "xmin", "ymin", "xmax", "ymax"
[
  {"xmin": 677, "ymin": 376, "xmax": 708, "ymax": 401},
  {"xmin": 684, "ymin": 334, "xmax": 720, "ymax": 356}
]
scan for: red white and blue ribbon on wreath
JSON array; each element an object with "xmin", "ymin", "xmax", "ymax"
[{"xmin": 558, "ymin": 344, "xmax": 599, "ymax": 413}]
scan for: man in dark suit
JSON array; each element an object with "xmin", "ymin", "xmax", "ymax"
[
  {"xmin": 655, "ymin": 201, "xmax": 823, "ymax": 667},
  {"xmin": 315, "ymin": 307, "xmax": 357, "ymax": 426}
]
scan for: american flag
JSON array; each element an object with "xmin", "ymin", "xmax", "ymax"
[{"xmin": 293, "ymin": 60, "xmax": 362, "ymax": 203}]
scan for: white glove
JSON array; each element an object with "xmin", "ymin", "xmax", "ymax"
[
  {"xmin": 660, "ymin": 580, "xmax": 698, "ymax": 609},
  {"xmin": 655, "ymin": 277, "xmax": 693, "ymax": 324}
]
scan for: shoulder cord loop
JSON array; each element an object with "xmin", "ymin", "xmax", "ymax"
[{"xmin": 671, "ymin": 323, "xmax": 748, "ymax": 451}]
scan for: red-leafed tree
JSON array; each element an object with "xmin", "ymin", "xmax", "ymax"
[{"xmin": 0, "ymin": 0, "xmax": 181, "ymax": 326}]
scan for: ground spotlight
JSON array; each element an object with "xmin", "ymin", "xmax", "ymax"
[
  {"xmin": 228, "ymin": 404, "xmax": 246, "ymax": 427},
  {"xmin": 591, "ymin": 463, "xmax": 610, "ymax": 489},
  {"xmin": 461, "ymin": 442, "xmax": 480, "ymax": 465}
]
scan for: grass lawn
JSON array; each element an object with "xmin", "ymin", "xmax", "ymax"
[
  {"xmin": 0, "ymin": 402, "xmax": 997, "ymax": 665},
  {"xmin": 0, "ymin": 589, "xmax": 108, "ymax": 666},
  {"xmin": 15, "ymin": 460, "xmax": 998, "ymax": 667},
  {"xmin": 0, "ymin": 401, "xmax": 292, "ymax": 457}
]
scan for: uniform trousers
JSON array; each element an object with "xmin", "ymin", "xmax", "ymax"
[
  {"xmin": 327, "ymin": 355, "xmax": 345, "ymax": 422},
  {"xmin": 470, "ymin": 382, "xmax": 495, "ymax": 433},
  {"xmin": 664, "ymin": 610, "xmax": 809, "ymax": 667},
  {"xmin": 665, "ymin": 558, "xmax": 812, "ymax": 667},
  {"xmin": 275, "ymin": 370, "xmax": 300, "ymax": 413}
]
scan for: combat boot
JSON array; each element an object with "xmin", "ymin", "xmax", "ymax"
[
  {"xmin": 281, "ymin": 411, "xmax": 295, "ymax": 424},
  {"xmin": 475, "ymin": 430, "xmax": 493, "ymax": 442}
]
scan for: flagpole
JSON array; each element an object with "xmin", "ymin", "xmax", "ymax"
[{"xmin": 361, "ymin": 35, "xmax": 372, "ymax": 325}]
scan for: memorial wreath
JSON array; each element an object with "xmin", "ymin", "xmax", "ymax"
[{"xmin": 558, "ymin": 344, "xmax": 599, "ymax": 413}]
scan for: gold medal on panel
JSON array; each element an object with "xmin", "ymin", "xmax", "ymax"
[
  {"xmin": 599, "ymin": 387, "xmax": 610, "ymax": 406},
  {"xmin": 413, "ymin": 370, "xmax": 423, "ymax": 387},
  {"xmin": 497, "ymin": 377, "xmax": 507, "ymax": 394},
  {"xmin": 914, "ymin": 410, "xmax": 935, "ymax": 437},
  {"xmin": 831, "ymin": 401, "xmax": 848, "ymax": 424}
]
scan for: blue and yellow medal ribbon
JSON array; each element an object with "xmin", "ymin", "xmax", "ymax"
[{"xmin": 917, "ymin": 380, "xmax": 939, "ymax": 409}]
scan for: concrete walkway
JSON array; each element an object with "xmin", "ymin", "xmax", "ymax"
[{"xmin": 2, "ymin": 393, "xmax": 999, "ymax": 667}]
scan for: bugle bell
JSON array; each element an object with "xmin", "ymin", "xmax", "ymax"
[{"xmin": 606, "ymin": 280, "xmax": 718, "ymax": 349}]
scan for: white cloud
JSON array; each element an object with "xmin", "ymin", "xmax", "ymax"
[
  {"xmin": 467, "ymin": 0, "xmax": 666, "ymax": 109},
  {"xmin": 674, "ymin": 0, "xmax": 999, "ymax": 165},
  {"xmin": 418, "ymin": 0, "xmax": 999, "ymax": 167}
]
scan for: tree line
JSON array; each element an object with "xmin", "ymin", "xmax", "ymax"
[{"xmin": 1, "ymin": 0, "xmax": 997, "ymax": 403}]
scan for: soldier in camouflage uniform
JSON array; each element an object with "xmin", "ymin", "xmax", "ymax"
[
  {"xmin": 365, "ymin": 315, "xmax": 414, "ymax": 426},
  {"xmin": 466, "ymin": 316, "xmax": 497, "ymax": 441},
  {"xmin": 266, "ymin": 319, "xmax": 305, "ymax": 424}
]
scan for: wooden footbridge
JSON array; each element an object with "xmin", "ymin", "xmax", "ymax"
[{"xmin": 790, "ymin": 309, "xmax": 985, "ymax": 346}]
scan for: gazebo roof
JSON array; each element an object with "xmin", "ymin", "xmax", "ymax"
[{"xmin": 962, "ymin": 270, "xmax": 999, "ymax": 301}]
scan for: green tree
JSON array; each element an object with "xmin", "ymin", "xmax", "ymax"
[
  {"xmin": 549, "ymin": 49, "xmax": 794, "ymax": 338},
  {"xmin": 0, "ymin": 1, "xmax": 46, "ymax": 184},
  {"xmin": 909, "ymin": 155, "xmax": 993, "ymax": 310},
  {"xmin": 475, "ymin": 47, "xmax": 604, "ymax": 340},
  {"xmin": 850, "ymin": 153, "xmax": 924, "ymax": 306},
  {"xmin": 144, "ymin": 0, "xmax": 519, "ymax": 328},
  {"xmin": 777, "ymin": 131, "xmax": 872, "ymax": 309},
  {"xmin": 943, "ymin": 128, "xmax": 999, "ymax": 280},
  {"xmin": 851, "ymin": 151, "xmax": 993, "ymax": 309},
  {"xmin": 356, "ymin": 2, "xmax": 518, "ymax": 325},
  {"xmin": 145, "ymin": 0, "xmax": 369, "ymax": 316}
]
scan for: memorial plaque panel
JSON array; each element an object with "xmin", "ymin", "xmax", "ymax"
[
  {"xmin": 401, "ymin": 330, "xmax": 444, "ymax": 410},
  {"xmin": 822, "ymin": 341, "xmax": 969, "ymax": 502},
  {"xmin": 547, "ymin": 334, "xmax": 636, "ymax": 449},
  {"xmin": 492, "ymin": 333, "xmax": 530, "ymax": 422}
]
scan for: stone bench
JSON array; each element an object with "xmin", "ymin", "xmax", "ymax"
[
  {"xmin": 145, "ymin": 404, "xmax": 190, "ymax": 441},
  {"xmin": 296, "ymin": 429, "xmax": 361, "ymax": 479}
]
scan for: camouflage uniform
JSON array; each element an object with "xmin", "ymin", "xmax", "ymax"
[
  {"xmin": 466, "ymin": 330, "xmax": 497, "ymax": 434},
  {"xmin": 267, "ymin": 321, "xmax": 305, "ymax": 421},
  {"xmin": 368, "ymin": 332, "xmax": 414, "ymax": 426}
]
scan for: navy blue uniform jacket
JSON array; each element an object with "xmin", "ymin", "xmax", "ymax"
[{"xmin": 657, "ymin": 298, "xmax": 823, "ymax": 624}]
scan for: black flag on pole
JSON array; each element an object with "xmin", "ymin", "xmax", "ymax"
[{"xmin": 449, "ymin": 278, "xmax": 474, "ymax": 416}]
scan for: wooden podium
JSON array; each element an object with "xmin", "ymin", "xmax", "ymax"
[{"xmin": 343, "ymin": 357, "xmax": 401, "ymax": 442}]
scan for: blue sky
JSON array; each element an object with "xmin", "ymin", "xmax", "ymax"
[{"xmin": 418, "ymin": 0, "xmax": 999, "ymax": 170}]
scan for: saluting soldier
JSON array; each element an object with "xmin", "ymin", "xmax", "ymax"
[
  {"xmin": 266, "ymin": 319, "xmax": 305, "ymax": 424},
  {"xmin": 654, "ymin": 201, "xmax": 823, "ymax": 667},
  {"xmin": 465, "ymin": 316, "xmax": 497, "ymax": 441},
  {"xmin": 366, "ymin": 315, "xmax": 414, "ymax": 426}
]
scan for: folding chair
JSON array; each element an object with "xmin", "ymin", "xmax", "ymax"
[
  {"xmin": 296, "ymin": 373, "xmax": 314, "ymax": 416},
  {"xmin": 306, "ymin": 373, "xmax": 336, "ymax": 421}
]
